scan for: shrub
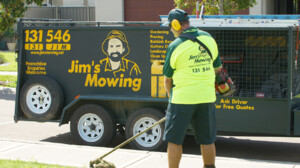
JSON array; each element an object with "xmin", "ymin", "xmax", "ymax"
[{"xmin": 0, "ymin": 53, "xmax": 6, "ymax": 64}]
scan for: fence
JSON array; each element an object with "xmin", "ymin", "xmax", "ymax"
[{"xmin": 24, "ymin": 6, "xmax": 95, "ymax": 21}]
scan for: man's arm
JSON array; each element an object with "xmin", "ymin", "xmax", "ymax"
[
  {"xmin": 164, "ymin": 77, "xmax": 173, "ymax": 98},
  {"xmin": 213, "ymin": 53, "xmax": 222, "ymax": 74}
]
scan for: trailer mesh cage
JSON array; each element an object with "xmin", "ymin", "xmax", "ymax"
[{"xmin": 205, "ymin": 27, "xmax": 300, "ymax": 99}]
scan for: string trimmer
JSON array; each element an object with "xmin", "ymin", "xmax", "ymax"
[{"xmin": 90, "ymin": 117, "xmax": 166, "ymax": 168}]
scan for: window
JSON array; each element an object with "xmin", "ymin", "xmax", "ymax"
[{"xmin": 275, "ymin": 0, "xmax": 300, "ymax": 14}]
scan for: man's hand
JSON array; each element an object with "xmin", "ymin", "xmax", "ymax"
[
  {"xmin": 164, "ymin": 77, "xmax": 173, "ymax": 98},
  {"xmin": 214, "ymin": 67, "xmax": 222, "ymax": 74}
]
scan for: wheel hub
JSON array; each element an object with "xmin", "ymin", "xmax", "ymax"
[
  {"xmin": 77, "ymin": 113, "xmax": 104, "ymax": 142},
  {"xmin": 146, "ymin": 129, "xmax": 152, "ymax": 135},
  {"xmin": 38, "ymin": 95, "xmax": 44, "ymax": 104},
  {"xmin": 26, "ymin": 85, "xmax": 51, "ymax": 114},
  {"xmin": 133, "ymin": 117, "xmax": 162, "ymax": 148},
  {"xmin": 89, "ymin": 123, "xmax": 96, "ymax": 131}
]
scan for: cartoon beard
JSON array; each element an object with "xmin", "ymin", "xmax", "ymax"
[{"xmin": 109, "ymin": 52, "xmax": 123, "ymax": 62}]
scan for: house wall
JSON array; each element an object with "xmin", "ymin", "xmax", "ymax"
[
  {"xmin": 95, "ymin": 0, "xmax": 124, "ymax": 21},
  {"xmin": 28, "ymin": 0, "xmax": 279, "ymax": 22},
  {"xmin": 52, "ymin": 0, "xmax": 63, "ymax": 6},
  {"xmin": 250, "ymin": 0, "xmax": 275, "ymax": 14},
  {"xmin": 96, "ymin": 0, "xmax": 250, "ymax": 22},
  {"xmin": 63, "ymin": 0, "xmax": 95, "ymax": 6}
]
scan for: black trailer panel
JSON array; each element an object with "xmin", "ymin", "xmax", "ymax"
[{"xmin": 19, "ymin": 27, "xmax": 173, "ymax": 104}]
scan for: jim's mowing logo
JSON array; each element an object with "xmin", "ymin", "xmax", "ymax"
[{"xmin": 68, "ymin": 30, "xmax": 142, "ymax": 92}]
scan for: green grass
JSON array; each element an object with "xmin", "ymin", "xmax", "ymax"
[
  {"xmin": 0, "ymin": 159, "xmax": 75, "ymax": 168},
  {"xmin": 0, "ymin": 75, "xmax": 17, "ymax": 88},
  {"xmin": 0, "ymin": 51, "xmax": 18, "ymax": 72}
]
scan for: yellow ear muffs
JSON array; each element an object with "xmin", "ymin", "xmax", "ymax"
[{"xmin": 171, "ymin": 19, "xmax": 181, "ymax": 31}]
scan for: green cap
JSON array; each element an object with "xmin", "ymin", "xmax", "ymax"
[{"xmin": 162, "ymin": 9, "xmax": 189, "ymax": 27}]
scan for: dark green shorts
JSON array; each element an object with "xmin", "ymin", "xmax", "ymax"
[{"xmin": 163, "ymin": 103, "xmax": 216, "ymax": 145}]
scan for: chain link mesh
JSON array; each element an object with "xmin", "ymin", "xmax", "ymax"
[{"xmin": 206, "ymin": 28, "xmax": 299, "ymax": 98}]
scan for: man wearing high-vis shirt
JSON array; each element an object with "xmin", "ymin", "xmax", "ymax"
[{"xmin": 162, "ymin": 9, "xmax": 222, "ymax": 168}]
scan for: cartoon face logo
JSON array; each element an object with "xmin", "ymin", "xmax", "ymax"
[
  {"xmin": 100, "ymin": 30, "xmax": 141, "ymax": 77},
  {"xmin": 102, "ymin": 30, "xmax": 130, "ymax": 61},
  {"xmin": 107, "ymin": 38, "xmax": 126, "ymax": 62}
]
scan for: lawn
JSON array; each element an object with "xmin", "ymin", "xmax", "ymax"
[
  {"xmin": 0, "ymin": 51, "xmax": 18, "ymax": 72},
  {"xmin": 0, "ymin": 75, "xmax": 17, "ymax": 88},
  {"xmin": 0, "ymin": 51, "xmax": 18, "ymax": 88},
  {"xmin": 0, "ymin": 159, "xmax": 75, "ymax": 168}
]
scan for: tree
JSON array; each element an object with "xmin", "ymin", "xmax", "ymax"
[
  {"xmin": 0, "ymin": 0, "xmax": 43, "ymax": 34},
  {"xmin": 174, "ymin": 0, "xmax": 257, "ymax": 15}
]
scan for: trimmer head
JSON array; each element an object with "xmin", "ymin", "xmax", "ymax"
[{"xmin": 90, "ymin": 159, "xmax": 116, "ymax": 168}]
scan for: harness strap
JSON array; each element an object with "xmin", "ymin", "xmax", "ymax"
[{"xmin": 179, "ymin": 33, "xmax": 213, "ymax": 60}]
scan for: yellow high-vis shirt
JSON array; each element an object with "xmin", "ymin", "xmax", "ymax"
[{"xmin": 163, "ymin": 27, "xmax": 222, "ymax": 104}]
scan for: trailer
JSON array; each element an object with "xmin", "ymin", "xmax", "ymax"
[{"xmin": 14, "ymin": 17, "xmax": 300, "ymax": 151}]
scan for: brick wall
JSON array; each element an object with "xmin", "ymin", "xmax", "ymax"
[
  {"xmin": 124, "ymin": 0, "xmax": 174, "ymax": 21},
  {"xmin": 124, "ymin": 0, "xmax": 249, "ymax": 21}
]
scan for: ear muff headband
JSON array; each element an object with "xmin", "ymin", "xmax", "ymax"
[{"xmin": 171, "ymin": 19, "xmax": 181, "ymax": 31}]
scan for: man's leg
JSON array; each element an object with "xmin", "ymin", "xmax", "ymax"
[
  {"xmin": 201, "ymin": 143, "xmax": 216, "ymax": 167},
  {"xmin": 168, "ymin": 142, "xmax": 182, "ymax": 168}
]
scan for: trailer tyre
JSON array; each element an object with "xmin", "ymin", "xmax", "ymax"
[
  {"xmin": 70, "ymin": 104, "xmax": 116, "ymax": 146},
  {"xmin": 125, "ymin": 108, "xmax": 166, "ymax": 151},
  {"xmin": 20, "ymin": 76, "xmax": 64, "ymax": 120}
]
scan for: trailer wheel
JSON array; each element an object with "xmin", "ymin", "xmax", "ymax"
[
  {"xmin": 125, "ymin": 108, "xmax": 166, "ymax": 151},
  {"xmin": 20, "ymin": 76, "xmax": 64, "ymax": 120},
  {"xmin": 70, "ymin": 104, "xmax": 116, "ymax": 146}
]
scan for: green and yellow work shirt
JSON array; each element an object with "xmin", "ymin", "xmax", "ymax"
[{"xmin": 163, "ymin": 27, "xmax": 222, "ymax": 104}]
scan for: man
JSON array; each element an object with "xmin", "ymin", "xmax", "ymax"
[
  {"xmin": 162, "ymin": 9, "xmax": 222, "ymax": 168},
  {"xmin": 100, "ymin": 30, "xmax": 141, "ymax": 77}
]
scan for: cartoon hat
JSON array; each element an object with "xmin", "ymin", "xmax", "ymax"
[{"xmin": 102, "ymin": 30, "xmax": 130, "ymax": 57}]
